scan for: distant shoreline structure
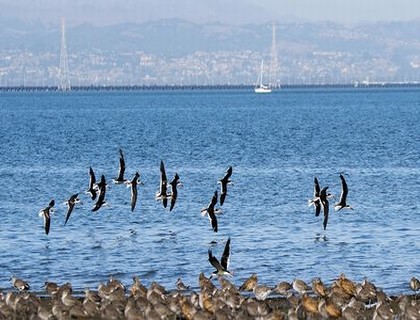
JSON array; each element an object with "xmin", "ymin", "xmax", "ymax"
[{"xmin": 0, "ymin": 82, "xmax": 419, "ymax": 92}]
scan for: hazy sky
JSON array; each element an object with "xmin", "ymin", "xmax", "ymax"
[
  {"xmin": 256, "ymin": 0, "xmax": 420, "ymax": 24},
  {"xmin": 1, "ymin": 0, "xmax": 419, "ymax": 26}
]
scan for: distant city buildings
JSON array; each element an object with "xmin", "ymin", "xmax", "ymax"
[{"xmin": 0, "ymin": 20, "xmax": 419, "ymax": 87}]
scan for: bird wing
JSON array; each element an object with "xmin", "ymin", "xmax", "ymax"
[
  {"xmin": 89, "ymin": 167, "xmax": 96, "ymax": 185},
  {"xmin": 160, "ymin": 160, "xmax": 167, "ymax": 183},
  {"xmin": 65, "ymin": 203, "xmax": 74, "ymax": 225},
  {"xmin": 92, "ymin": 186, "xmax": 106, "ymax": 212},
  {"xmin": 225, "ymin": 166, "xmax": 233, "ymax": 179},
  {"xmin": 131, "ymin": 183, "xmax": 137, "ymax": 212},
  {"xmin": 322, "ymin": 199, "xmax": 329, "ymax": 230},
  {"xmin": 210, "ymin": 190, "xmax": 218, "ymax": 207},
  {"xmin": 208, "ymin": 250, "xmax": 224, "ymax": 271},
  {"xmin": 117, "ymin": 149, "xmax": 126, "ymax": 181},
  {"xmin": 220, "ymin": 192, "xmax": 227, "ymax": 206},
  {"xmin": 315, "ymin": 201, "xmax": 321, "ymax": 217},
  {"xmin": 221, "ymin": 237, "xmax": 231, "ymax": 270},
  {"xmin": 158, "ymin": 161, "xmax": 168, "ymax": 207},
  {"xmin": 208, "ymin": 210, "xmax": 218, "ymax": 232},
  {"xmin": 339, "ymin": 174, "xmax": 348, "ymax": 202},
  {"xmin": 314, "ymin": 177, "xmax": 320, "ymax": 197},
  {"xmin": 44, "ymin": 211, "xmax": 51, "ymax": 235}
]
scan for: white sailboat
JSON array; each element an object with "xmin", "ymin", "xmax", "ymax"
[{"xmin": 254, "ymin": 60, "xmax": 272, "ymax": 93}]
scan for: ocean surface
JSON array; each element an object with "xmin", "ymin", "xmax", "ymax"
[{"xmin": 0, "ymin": 88, "xmax": 418, "ymax": 295}]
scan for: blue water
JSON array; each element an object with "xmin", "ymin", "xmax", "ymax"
[{"xmin": 0, "ymin": 88, "xmax": 419, "ymax": 295}]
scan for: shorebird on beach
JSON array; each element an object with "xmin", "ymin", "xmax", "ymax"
[
  {"xmin": 308, "ymin": 177, "xmax": 322, "ymax": 217},
  {"xmin": 126, "ymin": 172, "xmax": 142, "ymax": 212},
  {"xmin": 10, "ymin": 276, "xmax": 30, "ymax": 291},
  {"xmin": 239, "ymin": 273, "xmax": 258, "ymax": 292},
  {"xmin": 169, "ymin": 173, "xmax": 181, "ymax": 212},
  {"xmin": 335, "ymin": 173, "xmax": 353, "ymax": 211},
  {"xmin": 201, "ymin": 190, "xmax": 222, "ymax": 232},
  {"xmin": 320, "ymin": 186, "xmax": 330, "ymax": 230},
  {"xmin": 208, "ymin": 237, "xmax": 232, "ymax": 277},
  {"xmin": 113, "ymin": 149, "xmax": 127, "ymax": 184},
  {"xmin": 292, "ymin": 278, "xmax": 311, "ymax": 295},
  {"xmin": 176, "ymin": 278, "xmax": 190, "ymax": 291},
  {"xmin": 42, "ymin": 281, "xmax": 59, "ymax": 295},
  {"xmin": 301, "ymin": 293, "xmax": 319, "ymax": 315},
  {"xmin": 275, "ymin": 281, "xmax": 292, "ymax": 295},
  {"xmin": 156, "ymin": 160, "xmax": 168, "ymax": 208},
  {"xmin": 86, "ymin": 166, "xmax": 97, "ymax": 200},
  {"xmin": 253, "ymin": 284, "xmax": 273, "ymax": 301},
  {"xmin": 410, "ymin": 276, "xmax": 419, "ymax": 299},
  {"xmin": 312, "ymin": 277, "xmax": 327, "ymax": 297},
  {"xmin": 39, "ymin": 199, "xmax": 55, "ymax": 235},
  {"xmin": 64, "ymin": 193, "xmax": 81, "ymax": 225},
  {"xmin": 241, "ymin": 275, "xmax": 274, "ymax": 301},
  {"xmin": 130, "ymin": 276, "xmax": 147, "ymax": 298},
  {"xmin": 92, "ymin": 175, "xmax": 107, "ymax": 212},
  {"xmin": 336, "ymin": 273, "xmax": 357, "ymax": 297},
  {"xmin": 218, "ymin": 166, "xmax": 233, "ymax": 206}
]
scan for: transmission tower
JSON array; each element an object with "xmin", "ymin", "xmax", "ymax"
[
  {"xmin": 58, "ymin": 18, "xmax": 71, "ymax": 91},
  {"xmin": 269, "ymin": 22, "xmax": 280, "ymax": 89}
]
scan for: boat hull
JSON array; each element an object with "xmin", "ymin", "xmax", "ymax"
[{"xmin": 254, "ymin": 87, "xmax": 272, "ymax": 93}]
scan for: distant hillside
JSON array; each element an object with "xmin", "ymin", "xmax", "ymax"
[{"xmin": 1, "ymin": 18, "xmax": 420, "ymax": 59}]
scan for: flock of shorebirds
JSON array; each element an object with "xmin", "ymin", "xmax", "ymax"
[{"xmin": 3, "ymin": 273, "xmax": 419, "ymax": 319}]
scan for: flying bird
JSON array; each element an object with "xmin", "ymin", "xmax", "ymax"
[
  {"xmin": 208, "ymin": 237, "xmax": 232, "ymax": 277},
  {"xmin": 126, "ymin": 172, "xmax": 141, "ymax": 212},
  {"xmin": 64, "ymin": 193, "xmax": 80, "ymax": 225},
  {"xmin": 39, "ymin": 199, "xmax": 55, "ymax": 235},
  {"xmin": 218, "ymin": 166, "xmax": 233, "ymax": 206},
  {"xmin": 86, "ymin": 167, "xmax": 97, "ymax": 200},
  {"xmin": 156, "ymin": 160, "xmax": 168, "ymax": 208},
  {"xmin": 308, "ymin": 177, "xmax": 321, "ymax": 217},
  {"xmin": 320, "ymin": 186, "xmax": 329, "ymax": 230},
  {"xmin": 92, "ymin": 175, "xmax": 107, "ymax": 212},
  {"xmin": 201, "ymin": 190, "xmax": 222, "ymax": 232},
  {"xmin": 335, "ymin": 173, "xmax": 353, "ymax": 211},
  {"xmin": 169, "ymin": 173, "xmax": 181, "ymax": 212},
  {"xmin": 113, "ymin": 149, "xmax": 127, "ymax": 184}
]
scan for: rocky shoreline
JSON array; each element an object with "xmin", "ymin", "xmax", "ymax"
[{"xmin": 1, "ymin": 274, "xmax": 419, "ymax": 319}]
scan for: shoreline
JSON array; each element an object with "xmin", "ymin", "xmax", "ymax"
[
  {"xmin": 1, "ymin": 82, "xmax": 420, "ymax": 92},
  {"xmin": 2, "ymin": 276, "xmax": 419, "ymax": 319}
]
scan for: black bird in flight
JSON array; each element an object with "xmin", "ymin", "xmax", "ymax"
[
  {"xmin": 113, "ymin": 149, "xmax": 127, "ymax": 184},
  {"xmin": 335, "ymin": 173, "xmax": 353, "ymax": 211},
  {"xmin": 320, "ymin": 186, "xmax": 329, "ymax": 230},
  {"xmin": 64, "ymin": 193, "xmax": 80, "ymax": 225},
  {"xmin": 218, "ymin": 166, "xmax": 233, "ymax": 206},
  {"xmin": 169, "ymin": 173, "xmax": 181, "ymax": 212},
  {"xmin": 208, "ymin": 237, "xmax": 232, "ymax": 277},
  {"xmin": 201, "ymin": 190, "xmax": 222, "ymax": 232},
  {"xmin": 92, "ymin": 175, "xmax": 107, "ymax": 212},
  {"xmin": 86, "ymin": 167, "xmax": 97, "ymax": 200},
  {"xmin": 308, "ymin": 176, "xmax": 321, "ymax": 217},
  {"xmin": 39, "ymin": 199, "xmax": 55, "ymax": 235},
  {"xmin": 126, "ymin": 172, "xmax": 142, "ymax": 212},
  {"xmin": 156, "ymin": 160, "xmax": 168, "ymax": 208}
]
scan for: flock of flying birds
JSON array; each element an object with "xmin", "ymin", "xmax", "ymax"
[
  {"xmin": 308, "ymin": 173, "xmax": 354, "ymax": 230},
  {"xmin": 37, "ymin": 148, "xmax": 353, "ymax": 279},
  {"xmin": 36, "ymin": 149, "xmax": 233, "ymax": 236}
]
